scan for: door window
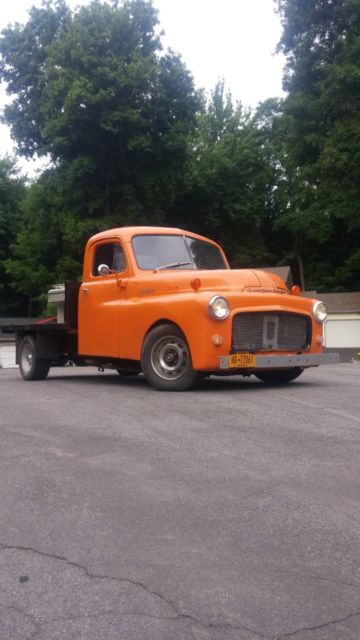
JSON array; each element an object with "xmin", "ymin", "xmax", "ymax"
[{"xmin": 92, "ymin": 242, "xmax": 126, "ymax": 276}]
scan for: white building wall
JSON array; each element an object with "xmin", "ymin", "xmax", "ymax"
[
  {"xmin": 325, "ymin": 314, "xmax": 360, "ymax": 348},
  {"xmin": 0, "ymin": 344, "xmax": 17, "ymax": 368}
]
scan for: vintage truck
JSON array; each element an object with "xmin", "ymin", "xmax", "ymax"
[{"xmin": 3, "ymin": 226, "xmax": 339, "ymax": 390}]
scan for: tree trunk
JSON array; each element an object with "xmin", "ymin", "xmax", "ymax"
[{"xmin": 295, "ymin": 252, "xmax": 305, "ymax": 291}]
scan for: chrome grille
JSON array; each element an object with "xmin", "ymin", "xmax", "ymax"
[{"xmin": 232, "ymin": 313, "xmax": 311, "ymax": 352}]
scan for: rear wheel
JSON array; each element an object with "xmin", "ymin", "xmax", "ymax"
[
  {"xmin": 141, "ymin": 324, "xmax": 200, "ymax": 391},
  {"xmin": 255, "ymin": 367, "xmax": 303, "ymax": 384},
  {"xmin": 19, "ymin": 335, "xmax": 50, "ymax": 381}
]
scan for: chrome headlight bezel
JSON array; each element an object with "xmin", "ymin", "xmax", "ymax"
[
  {"xmin": 313, "ymin": 301, "xmax": 327, "ymax": 323},
  {"xmin": 208, "ymin": 296, "xmax": 230, "ymax": 321}
]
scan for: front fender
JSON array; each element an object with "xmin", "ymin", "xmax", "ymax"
[{"xmin": 117, "ymin": 293, "xmax": 229, "ymax": 369}]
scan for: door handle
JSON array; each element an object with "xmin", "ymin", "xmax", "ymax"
[{"xmin": 82, "ymin": 288, "xmax": 88, "ymax": 293}]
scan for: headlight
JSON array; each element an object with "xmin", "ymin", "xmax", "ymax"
[
  {"xmin": 209, "ymin": 296, "xmax": 230, "ymax": 320},
  {"xmin": 313, "ymin": 301, "xmax": 327, "ymax": 323}
]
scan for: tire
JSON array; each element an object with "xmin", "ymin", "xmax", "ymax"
[
  {"xmin": 255, "ymin": 367, "xmax": 304, "ymax": 384},
  {"xmin": 19, "ymin": 335, "xmax": 50, "ymax": 381},
  {"xmin": 141, "ymin": 324, "xmax": 200, "ymax": 391}
]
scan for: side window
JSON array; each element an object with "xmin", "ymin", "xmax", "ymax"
[{"xmin": 92, "ymin": 242, "xmax": 126, "ymax": 276}]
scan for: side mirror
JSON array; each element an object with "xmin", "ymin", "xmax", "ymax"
[{"xmin": 98, "ymin": 263, "xmax": 111, "ymax": 276}]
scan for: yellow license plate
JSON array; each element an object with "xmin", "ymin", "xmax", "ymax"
[{"xmin": 229, "ymin": 353, "xmax": 256, "ymax": 368}]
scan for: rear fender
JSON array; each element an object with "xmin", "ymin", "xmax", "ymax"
[{"xmin": 16, "ymin": 332, "xmax": 60, "ymax": 363}]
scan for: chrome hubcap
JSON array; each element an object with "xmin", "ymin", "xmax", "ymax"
[
  {"xmin": 151, "ymin": 336, "xmax": 189, "ymax": 381},
  {"xmin": 21, "ymin": 344, "xmax": 33, "ymax": 373}
]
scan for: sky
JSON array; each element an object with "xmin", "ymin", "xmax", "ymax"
[{"xmin": 0, "ymin": 0, "xmax": 286, "ymax": 177}]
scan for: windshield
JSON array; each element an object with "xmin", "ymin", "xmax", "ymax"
[{"xmin": 132, "ymin": 234, "xmax": 227, "ymax": 270}]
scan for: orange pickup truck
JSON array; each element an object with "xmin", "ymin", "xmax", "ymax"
[{"xmin": 3, "ymin": 226, "xmax": 339, "ymax": 390}]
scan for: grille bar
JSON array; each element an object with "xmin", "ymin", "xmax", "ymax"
[{"xmin": 232, "ymin": 313, "xmax": 311, "ymax": 353}]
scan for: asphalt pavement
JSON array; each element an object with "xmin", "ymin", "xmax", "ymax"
[{"xmin": 0, "ymin": 364, "xmax": 359, "ymax": 640}]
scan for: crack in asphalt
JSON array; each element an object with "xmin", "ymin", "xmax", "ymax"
[
  {"xmin": 0, "ymin": 543, "xmax": 267, "ymax": 639},
  {"xmin": 2, "ymin": 543, "xmax": 359, "ymax": 639},
  {"xmin": 274, "ymin": 609, "xmax": 360, "ymax": 639}
]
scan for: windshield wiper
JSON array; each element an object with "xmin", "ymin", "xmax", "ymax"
[{"xmin": 155, "ymin": 261, "xmax": 191, "ymax": 271}]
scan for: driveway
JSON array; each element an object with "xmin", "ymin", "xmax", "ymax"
[{"xmin": 0, "ymin": 364, "xmax": 359, "ymax": 639}]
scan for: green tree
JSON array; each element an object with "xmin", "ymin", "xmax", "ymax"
[
  {"xmin": 173, "ymin": 82, "xmax": 278, "ymax": 267},
  {"xmin": 276, "ymin": 0, "xmax": 360, "ymax": 291},
  {"xmin": 4, "ymin": 172, "xmax": 73, "ymax": 315},
  {"xmin": 0, "ymin": 0, "xmax": 199, "ymax": 222},
  {"xmin": 0, "ymin": 158, "xmax": 27, "ymax": 315}
]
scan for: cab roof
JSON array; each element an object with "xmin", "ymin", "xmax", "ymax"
[{"xmin": 88, "ymin": 226, "xmax": 220, "ymax": 246}]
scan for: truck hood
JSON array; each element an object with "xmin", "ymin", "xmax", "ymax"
[
  {"xmin": 195, "ymin": 269, "xmax": 288, "ymax": 293},
  {"xmin": 134, "ymin": 268, "xmax": 288, "ymax": 295}
]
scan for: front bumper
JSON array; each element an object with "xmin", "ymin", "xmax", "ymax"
[{"xmin": 219, "ymin": 352, "xmax": 340, "ymax": 370}]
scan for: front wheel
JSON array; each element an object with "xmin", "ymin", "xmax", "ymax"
[
  {"xmin": 19, "ymin": 335, "xmax": 50, "ymax": 381},
  {"xmin": 255, "ymin": 367, "xmax": 304, "ymax": 384},
  {"xmin": 141, "ymin": 324, "xmax": 200, "ymax": 391}
]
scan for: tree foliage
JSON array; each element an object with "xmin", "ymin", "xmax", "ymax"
[
  {"xmin": 276, "ymin": 0, "xmax": 360, "ymax": 290},
  {"xmin": 0, "ymin": 0, "xmax": 200, "ymax": 222},
  {"xmin": 3, "ymin": 172, "xmax": 77, "ymax": 314},
  {"xmin": 172, "ymin": 82, "xmax": 279, "ymax": 267},
  {"xmin": 0, "ymin": 158, "xmax": 26, "ymax": 315}
]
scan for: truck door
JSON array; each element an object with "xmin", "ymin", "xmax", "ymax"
[{"xmin": 78, "ymin": 239, "xmax": 128, "ymax": 358}]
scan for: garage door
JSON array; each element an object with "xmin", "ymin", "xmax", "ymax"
[{"xmin": 325, "ymin": 319, "xmax": 360, "ymax": 348}]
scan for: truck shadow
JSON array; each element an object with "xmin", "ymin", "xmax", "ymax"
[
  {"xmin": 199, "ymin": 376, "xmax": 329, "ymax": 393},
  {"xmin": 45, "ymin": 369, "xmax": 327, "ymax": 392}
]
